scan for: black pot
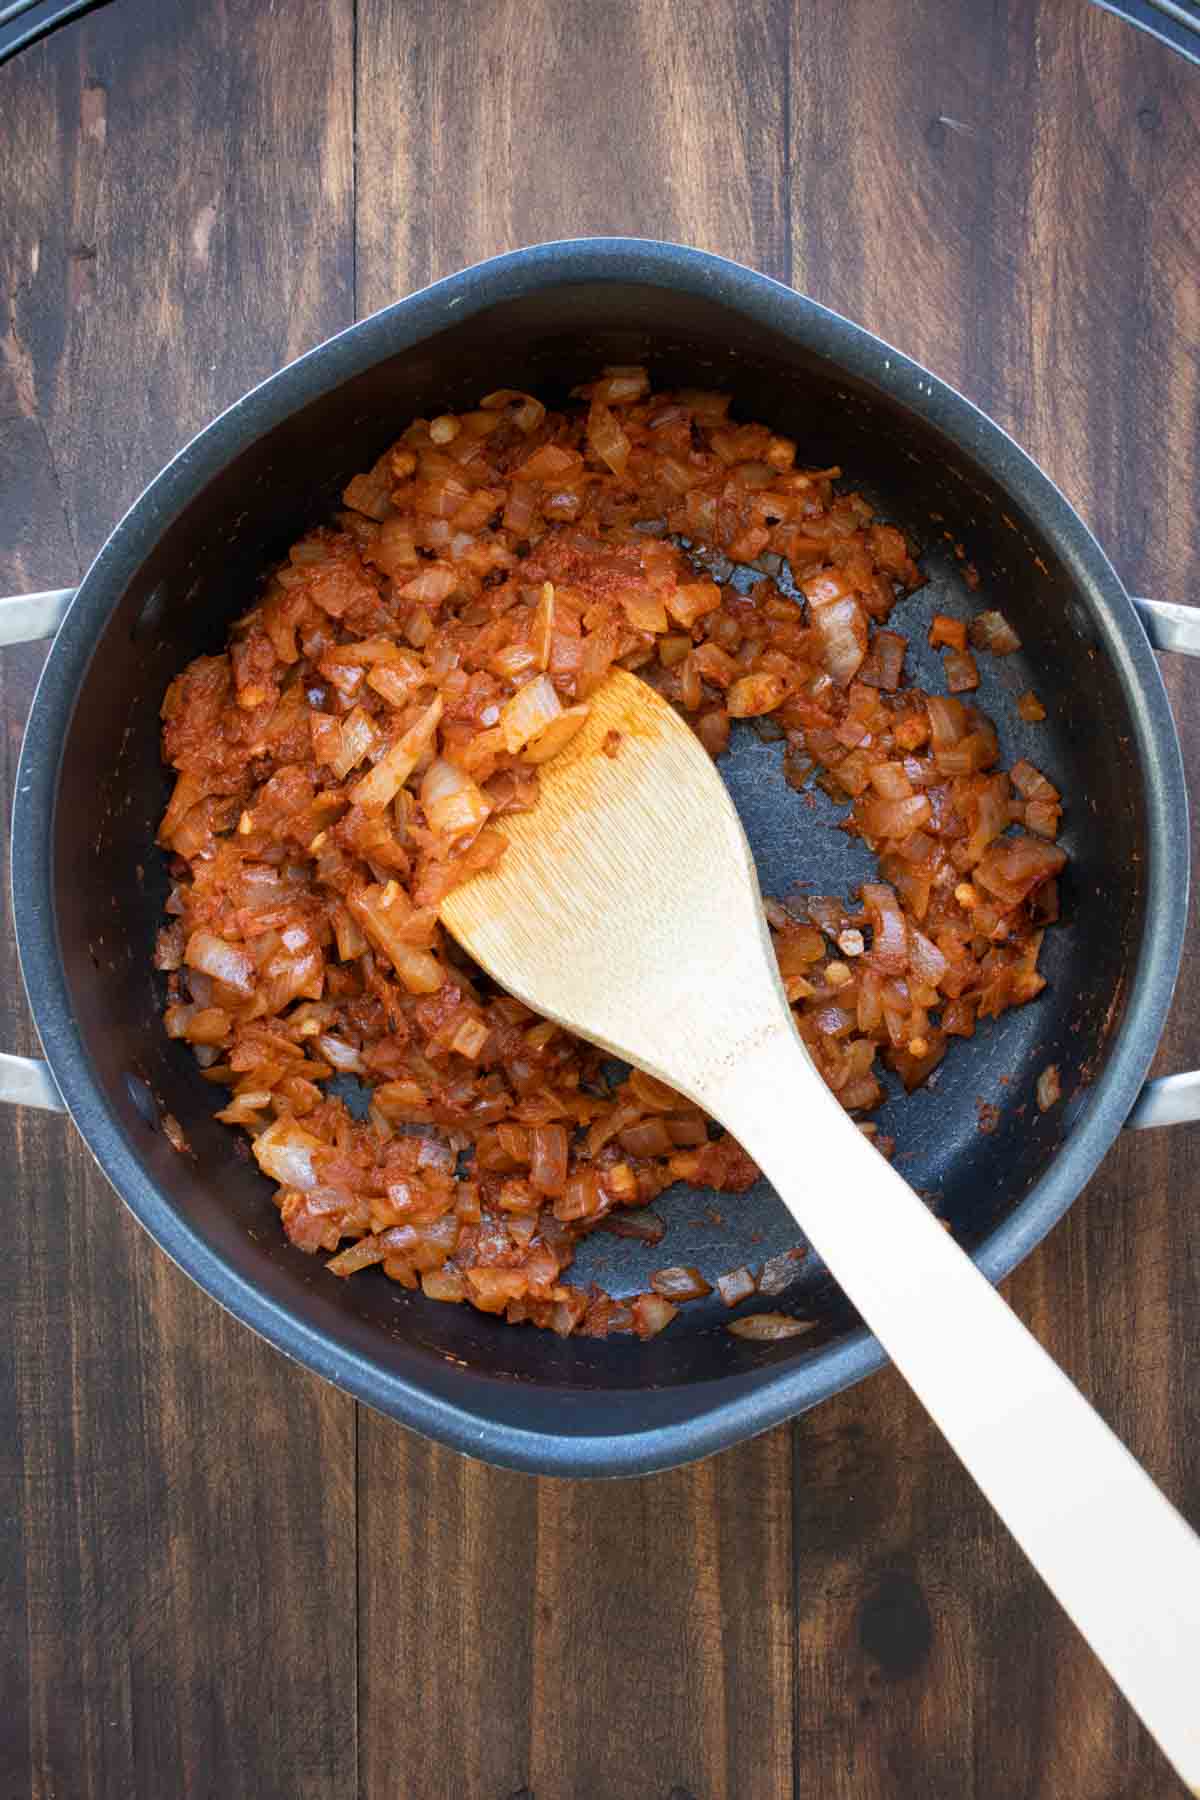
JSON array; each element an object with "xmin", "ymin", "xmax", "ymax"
[{"xmin": 4, "ymin": 239, "xmax": 1198, "ymax": 1477}]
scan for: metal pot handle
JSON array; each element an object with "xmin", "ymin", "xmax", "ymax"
[
  {"xmin": 0, "ymin": 590, "xmax": 1197, "ymax": 1125},
  {"xmin": 2, "ymin": 589, "xmax": 74, "ymax": 1113}
]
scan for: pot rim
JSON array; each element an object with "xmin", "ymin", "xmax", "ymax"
[{"xmin": 11, "ymin": 237, "xmax": 1189, "ymax": 1475}]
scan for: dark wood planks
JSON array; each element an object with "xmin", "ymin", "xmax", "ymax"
[
  {"xmin": 0, "ymin": 5, "xmax": 358, "ymax": 1798},
  {"xmin": 354, "ymin": 0, "xmax": 790, "ymax": 300},
  {"xmin": 4, "ymin": 0, "xmax": 1200, "ymax": 1796},
  {"xmin": 787, "ymin": 5, "xmax": 1200, "ymax": 1797}
]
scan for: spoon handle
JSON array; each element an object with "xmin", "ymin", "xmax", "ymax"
[{"xmin": 714, "ymin": 1028, "xmax": 1200, "ymax": 1792}]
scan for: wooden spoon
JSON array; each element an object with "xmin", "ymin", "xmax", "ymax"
[{"xmin": 443, "ymin": 669, "xmax": 1200, "ymax": 1790}]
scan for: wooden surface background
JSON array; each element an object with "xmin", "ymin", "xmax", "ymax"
[{"xmin": 2, "ymin": 2, "xmax": 1199, "ymax": 1795}]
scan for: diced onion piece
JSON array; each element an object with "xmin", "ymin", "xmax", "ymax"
[
  {"xmin": 518, "ymin": 443, "xmax": 583, "ymax": 482},
  {"xmin": 400, "ymin": 563, "xmax": 458, "ymax": 604},
  {"xmin": 1010, "ymin": 759, "xmax": 1059, "ymax": 802},
  {"xmin": 758, "ymin": 1249, "xmax": 807, "ymax": 1295},
  {"xmin": 351, "ymin": 696, "xmax": 443, "ymax": 812},
  {"xmin": 480, "ymin": 389, "xmax": 545, "ymax": 433},
  {"xmin": 420, "ymin": 758, "xmax": 492, "ymax": 841},
  {"xmin": 717, "ymin": 1266, "xmax": 758, "ymax": 1307},
  {"xmin": 649, "ymin": 1265, "xmax": 713, "ymax": 1301},
  {"xmin": 861, "ymin": 882, "xmax": 908, "ymax": 974},
  {"xmin": 943, "ymin": 647, "xmax": 980, "ymax": 692},
  {"xmin": 529, "ymin": 1123, "xmax": 569, "ymax": 1197},
  {"xmin": 970, "ymin": 610, "xmax": 1022, "ymax": 654},
  {"xmin": 347, "ymin": 883, "xmax": 445, "ymax": 993},
  {"xmin": 504, "ymin": 482, "xmax": 537, "ymax": 534},
  {"xmin": 330, "ymin": 705, "xmax": 382, "ymax": 778},
  {"xmin": 728, "ymin": 672, "xmax": 789, "ymax": 717},
  {"xmin": 621, "ymin": 588, "xmax": 670, "ymax": 633},
  {"xmin": 466, "ymin": 1268, "xmax": 531, "ymax": 1312},
  {"xmin": 974, "ymin": 834, "xmax": 1066, "ymax": 909},
  {"xmin": 907, "ymin": 929, "xmax": 948, "ymax": 988},
  {"xmin": 253, "ymin": 1116, "xmax": 325, "ymax": 1189},
  {"xmin": 522, "ymin": 703, "xmax": 590, "ymax": 764},
  {"xmin": 811, "ymin": 595, "xmax": 868, "ymax": 686},
  {"xmin": 867, "ymin": 762, "xmax": 913, "ymax": 800},
  {"xmin": 367, "ymin": 652, "xmax": 427, "ymax": 708},
  {"xmin": 859, "ymin": 793, "xmax": 932, "ymax": 842},
  {"xmin": 1037, "ymin": 1064, "xmax": 1062, "ymax": 1112},
  {"xmin": 315, "ymin": 1033, "xmax": 364, "ymax": 1072},
  {"xmin": 727, "ymin": 1311, "xmax": 816, "ymax": 1341},
  {"xmin": 449, "ymin": 1015, "xmax": 490, "ymax": 1060},
  {"xmin": 422, "ymin": 1266, "xmax": 467, "ymax": 1302},
  {"xmin": 926, "ymin": 694, "xmax": 967, "ymax": 749},
  {"xmin": 631, "ymin": 1293, "xmax": 678, "ymax": 1338},
  {"xmin": 929, "ymin": 614, "xmax": 967, "ymax": 651},
  {"xmin": 618, "ymin": 1118, "xmax": 674, "ymax": 1158},
  {"xmin": 327, "ymin": 1235, "xmax": 387, "ymax": 1277},
  {"xmin": 185, "ymin": 930, "xmax": 256, "ymax": 998},
  {"xmin": 587, "ymin": 401, "xmax": 630, "ymax": 475},
  {"xmin": 531, "ymin": 583, "xmax": 555, "ymax": 669},
  {"xmin": 667, "ymin": 580, "xmax": 721, "ymax": 627},
  {"xmin": 593, "ymin": 365, "xmax": 650, "ymax": 404},
  {"xmin": 1017, "ymin": 689, "xmax": 1046, "ymax": 722},
  {"xmin": 604, "ymin": 1208, "xmax": 666, "ymax": 1244},
  {"xmin": 499, "ymin": 674, "xmax": 563, "ymax": 753}
]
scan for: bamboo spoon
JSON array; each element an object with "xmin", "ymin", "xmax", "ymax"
[{"xmin": 442, "ymin": 669, "xmax": 1200, "ymax": 1790}]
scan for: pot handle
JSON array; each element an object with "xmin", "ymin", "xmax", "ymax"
[
  {"xmin": 2, "ymin": 589, "xmax": 74, "ymax": 1113},
  {"xmin": 0, "ymin": 592, "xmax": 1198, "ymax": 1124},
  {"xmin": 1119, "ymin": 599, "xmax": 1200, "ymax": 1128}
]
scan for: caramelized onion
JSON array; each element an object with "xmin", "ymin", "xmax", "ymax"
[{"xmin": 157, "ymin": 367, "xmax": 1066, "ymax": 1346}]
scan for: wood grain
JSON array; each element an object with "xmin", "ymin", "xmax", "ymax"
[
  {"xmin": 3, "ymin": 0, "xmax": 1199, "ymax": 1796},
  {"xmin": 0, "ymin": 5, "xmax": 358, "ymax": 1798},
  {"xmin": 787, "ymin": 6, "xmax": 1200, "ymax": 1798}
]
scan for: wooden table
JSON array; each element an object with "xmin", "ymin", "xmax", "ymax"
[{"xmin": 3, "ymin": 3, "xmax": 1199, "ymax": 1795}]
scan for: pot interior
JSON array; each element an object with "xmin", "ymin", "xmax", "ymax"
[{"xmin": 46, "ymin": 272, "xmax": 1148, "ymax": 1414}]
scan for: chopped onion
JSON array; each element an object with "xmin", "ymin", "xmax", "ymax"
[
  {"xmin": 649, "ymin": 1265, "xmax": 713, "ymax": 1301},
  {"xmin": 621, "ymin": 588, "xmax": 670, "ymax": 633},
  {"xmin": 604, "ymin": 1208, "xmax": 666, "ymax": 1244},
  {"xmin": 926, "ymin": 694, "xmax": 967, "ymax": 750},
  {"xmin": 758, "ymin": 1249, "xmax": 806, "ymax": 1296},
  {"xmin": 943, "ymin": 647, "xmax": 980, "ymax": 692},
  {"xmin": 351, "ymin": 695, "xmax": 443, "ymax": 812},
  {"xmin": 587, "ymin": 401, "xmax": 630, "ymax": 475},
  {"xmin": 667, "ymin": 580, "xmax": 722, "ymax": 627},
  {"xmin": 253, "ymin": 1117, "xmax": 325, "ymax": 1188},
  {"xmin": 859, "ymin": 793, "xmax": 932, "ymax": 842},
  {"xmin": 347, "ymin": 883, "xmax": 445, "ymax": 992},
  {"xmin": 727, "ymin": 673, "xmax": 789, "ymax": 717},
  {"xmin": 861, "ymin": 883, "xmax": 908, "ymax": 974},
  {"xmin": 519, "ymin": 443, "xmax": 583, "ymax": 482},
  {"xmin": 420, "ymin": 758, "xmax": 492, "ymax": 841},
  {"xmin": 500, "ymin": 674, "xmax": 563, "ymax": 753},
  {"xmin": 811, "ymin": 594, "xmax": 868, "ymax": 685},
  {"xmin": 717, "ymin": 1266, "xmax": 758, "ymax": 1306},
  {"xmin": 400, "ymin": 563, "xmax": 458, "ymax": 604},
  {"xmin": 327, "ymin": 1235, "xmax": 387, "ymax": 1277},
  {"xmin": 185, "ymin": 930, "xmax": 256, "ymax": 998},
  {"xmin": 592, "ymin": 366, "xmax": 650, "ymax": 404},
  {"xmin": 974, "ymin": 834, "xmax": 1066, "ymax": 908},
  {"xmin": 970, "ymin": 609, "xmax": 1022, "ymax": 654},
  {"xmin": 1037, "ymin": 1064, "xmax": 1062, "ymax": 1112},
  {"xmin": 727, "ymin": 1311, "xmax": 815, "ymax": 1342},
  {"xmin": 529, "ymin": 1124, "xmax": 569, "ymax": 1197},
  {"xmin": 315, "ymin": 1033, "xmax": 364, "ymax": 1072},
  {"xmin": 631, "ymin": 1292, "xmax": 678, "ymax": 1338}
]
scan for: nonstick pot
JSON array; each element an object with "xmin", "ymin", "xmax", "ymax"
[{"xmin": 3, "ymin": 239, "xmax": 1199, "ymax": 1478}]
